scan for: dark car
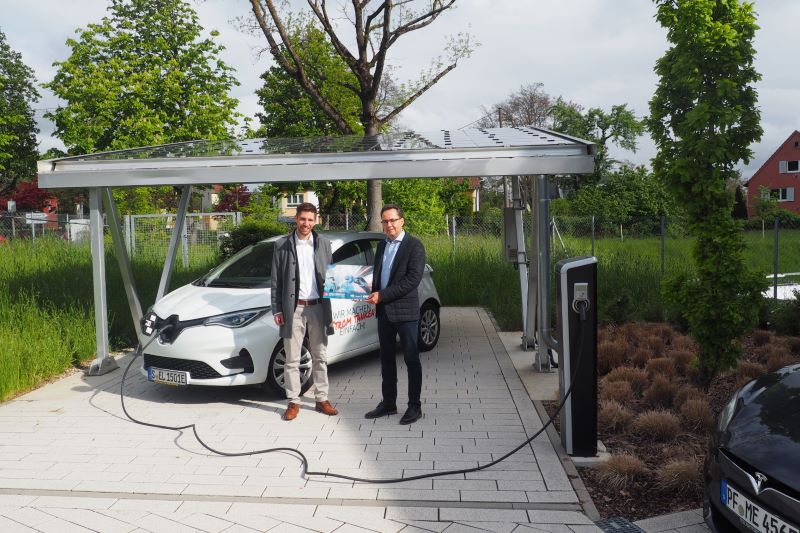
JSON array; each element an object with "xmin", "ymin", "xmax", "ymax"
[{"xmin": 704, "ymin": 363, "xmax": 800, "ymax": 533}]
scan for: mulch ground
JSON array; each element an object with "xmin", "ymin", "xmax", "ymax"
[{"xmin": 544, "ymin": 325, "xmax": 800, "ymax": 522}]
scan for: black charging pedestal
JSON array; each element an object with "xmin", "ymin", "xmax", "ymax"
[{"xmin": 555, "ymin": 256, "xmax": 598, "ymax": 457}]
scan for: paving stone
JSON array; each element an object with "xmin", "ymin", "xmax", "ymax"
[{"xmin": 440, "ymin": 508, "xmax": 528, "ymax": 522}]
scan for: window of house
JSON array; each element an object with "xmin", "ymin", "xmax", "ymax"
[
  {"xmin": 771, "ymin": 187, "xmax": 795, "ymax": 202},
  {"xmin": 287, "ymin": 193, "xmax": 305, "ymax": 206},
  {"xmin": 779, "ymin": 160, "xmax": 800, "ymax": 173}
]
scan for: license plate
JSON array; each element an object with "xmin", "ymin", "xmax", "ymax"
[
  {"xmin": 721, "ymin": 480, "xmax": 799, "ymax": 533},
  {"xmin": 147, "ymin": 367, "xmax": 187, "ymax": 386}
]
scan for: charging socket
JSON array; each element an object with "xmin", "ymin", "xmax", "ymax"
[{"xmin": 573, "ymin": 282, "xmax": 588, "ymax": 303}]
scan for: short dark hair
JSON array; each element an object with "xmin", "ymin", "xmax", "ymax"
[
  {"xmin": 295, "ymin": 202, "xmax": 317, "ymax": 217},
  {"xmin": 380, "ymin": 204, "xmax": 404, "ymax": 219}
]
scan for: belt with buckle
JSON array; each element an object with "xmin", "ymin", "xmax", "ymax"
[{"xmin": 297, "ymin": 298, "xmax": 322, "ymax": 306}]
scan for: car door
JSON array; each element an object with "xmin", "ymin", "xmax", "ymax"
[{"xmin": 325, "ymin": 239, "xmax": 378, "ymax": 361}]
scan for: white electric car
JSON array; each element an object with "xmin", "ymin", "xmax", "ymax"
[{"xmin": 138, "ymin": 232, "xmax": 441, "ymax": 395}]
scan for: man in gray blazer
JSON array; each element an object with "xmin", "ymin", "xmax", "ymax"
[
  {"xmin": 271, "ymin": 203, "xmax": 338, "ymax": 421},
  {"xmin": 365, "ymin": 204, "xmax": 426, "ymax": 425}
]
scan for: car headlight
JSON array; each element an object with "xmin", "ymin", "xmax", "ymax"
[{"xmin": 204, "ymin": 307, "xmax": 269, "ymax": 328}]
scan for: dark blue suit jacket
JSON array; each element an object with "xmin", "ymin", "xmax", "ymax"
[{"xmin": 372, "ymin": 233, "xmax": 426, "ymax": 323}]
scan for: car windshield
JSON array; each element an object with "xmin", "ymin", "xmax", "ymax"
[{"xmin": 194, "ymin": 241, "xmax": 274, "ymax": 289}]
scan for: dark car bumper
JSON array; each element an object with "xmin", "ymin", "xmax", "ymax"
[{"xmin": 705, "ymin": 447, "xmax": 800, "ymax": 533}]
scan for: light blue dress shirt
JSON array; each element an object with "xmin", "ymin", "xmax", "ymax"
[{"xmin": 380, "ymin": 231, "xmax": 405, "ymax": 290}]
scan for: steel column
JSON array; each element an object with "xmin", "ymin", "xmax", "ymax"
[
  {"xmin": 537, "ymin": 175, "xmax": 559, "ymax": 356},
  {"xmin": 510, "ymin": 177, "xmax": 531, "ymax": 348},
  {"xmin": 86, "ymin": 188, "xmax": 118, "ymax": 376},
  {"xmin": 157, "ymin": 185, "xmax": 192, "ymax": 301},
  {"xmin": 103, "ymin": 188, "xmax": 143, "ymax": 335}
]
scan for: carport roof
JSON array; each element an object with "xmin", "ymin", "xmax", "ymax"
[{"xmin": 37, "ymin": 126, "xmax": 596, "ymax": 188}]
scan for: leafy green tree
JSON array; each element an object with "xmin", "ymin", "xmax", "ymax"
[
  {"xmin": 551, "ymin": 101, "xmax": 646, "ymax": 187},
  {"xmin": 45, "ymin": 0, "xmax": 240, "ymax": 213},
  {"xmin": 249, "ymin": 1, "xmax": 475, "ymax": 229},
  {"xmin": 569, "ymin": 165, "xmax": 680, "ymax": 229},
  {"xmin": 0, "ymin": 29, "xmax": 40, "ymax": 196},
  {"xmin": 383, "ymin": 178, "xmax": 447, "ymax": 235},
  {"xmin": 256, "ymin": 23, "xmax": 366, "ymax": 217},
  {"xmin": 648, "ymin": 0, "xmax": 765, "ymax": 384}
]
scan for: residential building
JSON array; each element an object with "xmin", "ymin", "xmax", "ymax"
[{"xmin": 746, "ymin": 130, "xmax": 800, "ymax": 217}]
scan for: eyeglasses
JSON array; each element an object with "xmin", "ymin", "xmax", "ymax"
[{"xmin": 380, "ymin": 218, "xmax": 401, "ymax": 225}]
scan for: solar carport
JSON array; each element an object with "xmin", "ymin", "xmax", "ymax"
[{"xmin": 37, "ymin": 127, "xmax": 595, "ymax": 376}]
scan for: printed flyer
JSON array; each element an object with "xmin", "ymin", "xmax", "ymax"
[{"xmin": 323, "ymin": 264, "xmax": 373, "ymax": 300}]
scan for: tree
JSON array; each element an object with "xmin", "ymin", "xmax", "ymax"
[
  {"xmin": 551, "ymin": 101, "xmax": 646, "ymax": 186},
  {"xmin": 647, "ymin": 0, "xmax": 765, "ymax": 385},
  {"xmin": 476, "ymin": 83, "xmax": 554, "ymax": 129},
  {"xmin": 248, "ymin": 0, "xmax": 475, "ymax": 229},
  {"xmin": 45, "ymin": 0, "xmax": 240, "ymax": 213},
  {"xmin": 0, "ymin": 29, "xmax": 40, "ymax": 196},
  {"xmin": 256, "ymin": 22, "xmax": 366, "ymax": 217}
]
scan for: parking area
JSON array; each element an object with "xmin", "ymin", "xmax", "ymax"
[{"xmin": 0, "ymin": 307, "xmax": 602, "ymax": 531}]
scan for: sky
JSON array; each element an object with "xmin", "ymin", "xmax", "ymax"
[{"xmin": 2, "ymin": 0, "xmax": 798, "ymax": 179}]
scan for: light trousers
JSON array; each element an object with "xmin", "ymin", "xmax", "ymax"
[{"xmin": 283, "ymin": 303, "xmax": 329, "ymax": 403}]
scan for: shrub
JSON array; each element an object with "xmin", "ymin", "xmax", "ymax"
[
  {"xmin": 631, "ymin": 348, "xmax": 651, "ymax": 368},
  {"xmin": 598, "ymin": 400, "xmax": 634, "ymax": 432},
  {"xmin": 669, "ymin": 350, "xmax": 695, "ymax": 374},
  {"xmin": 219, "ymin": 218, "xmax": 287, "ymax": 259},
  {"xmin": 674, "ymin": 386, "xmax": 705, "ymax": 409},
  {"xmin": 680, "ymin": 398, "xmax": 714, "ymax": 431},
  {"xmin": 643, "ymin": 375, "xmax": 677, "ymax": 408},
  {"xmin": 670, "ymin": 333, "xmax": 695, "ymax": 352},
  {"xmin": 643, "ymin": 335, "xmax": 666, "ymax": 357},
  {"xmin": 632, "ymin": 410, "xmax": 680, "ymax": 441},
  {"xmin": 600, "ymin": 380, "xmax": 633, "ymax": 404},
  {"xmin": 604, "ymin": 367, "xmax": 649, "ymax": 394},
  {"xmin": 646, "ymin": 357, "xmax": 676, "ymax": 379},
  {"xmin": 751, "ymin": 329, "xmax": 773, "ymax": 347},
  {"xmin": 656, "ymin": 459, "xmax": 702, "ymax": 496},
  {"xmin": 596, "ymin": 454, "xmax": 648, "ymax": 491},
  {"xmin": 738, "ymin": 361, "xmax": 767, "ymax": 381},
  {"xmin": 598, "ymin": 340, "xmax": 628, "ymax": 375},
  {"xmin": 752, "ymin": 344, "xmax": 777, "ymax": 364},
  {"xmin": 766, "ymin": 353, "xmax": 796, "ymax": 372},
  {"xmin": 786, "ymin": 336, "xmax": 800, "ymax": 354}
]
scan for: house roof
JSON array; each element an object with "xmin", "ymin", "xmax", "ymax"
[
  {"xmin": 745, "ymin": 130, "xmax": 800, "ymax": 186},
  {"xmin": 37, "ymin": 127, "xmax": 596, "ymax": 189}
]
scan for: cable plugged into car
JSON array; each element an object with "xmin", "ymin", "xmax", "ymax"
[{"xmin": 120, "ymin": 323, "xmax": 589, "ymax": 484}]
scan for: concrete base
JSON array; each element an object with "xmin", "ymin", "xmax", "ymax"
[
  {"xmin": 85, "ymin": 356, "xmax": 119, "ymax": 376},
  {"xmin": 569, "ymin": 440, "xmax": 612, "ymax": 468},
  {"xmin": 498, "ymin": 331, "xmax": 559, "ymax": 401}
]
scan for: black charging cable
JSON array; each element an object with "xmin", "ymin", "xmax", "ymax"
[{"xmin": 121, "ymin": 313, "xmax": 588, "ymax": 484}]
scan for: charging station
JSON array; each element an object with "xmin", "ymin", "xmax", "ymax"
[{"xmin": 556, "ymin": 256, "xmax": 597, "ymax": 457}]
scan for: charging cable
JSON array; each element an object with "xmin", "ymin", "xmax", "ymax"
[{"xmin": 120, "ymin": 318, "xmax": 588, "ymax": 484}]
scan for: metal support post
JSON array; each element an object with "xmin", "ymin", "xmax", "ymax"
[
  {"xmin": 510, "ymin": 176, "xmax": 530, "ymax": 348},
  {"xmin": 157, "ymin": 185, "xmax": 192, "ymax": 301},
  {"xmin": 536, "ymin": 175, "xmax": 558, "ymax": 370},
  {"xmin": 86, "ymin": 188, "xmax": 118, "ymax": 376},
  {"xmin": 103, "ymin": 188, "xmax": 143, "ymax": 335}
]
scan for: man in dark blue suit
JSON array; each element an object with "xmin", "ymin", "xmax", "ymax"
[{"xmin": 365, "ymin": 204, "xmax": 426, "ymax": 425}]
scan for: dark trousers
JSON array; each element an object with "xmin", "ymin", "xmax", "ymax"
[{"xmin": 377, "ymin": 315, "xmax": 421, "ymax": 409}]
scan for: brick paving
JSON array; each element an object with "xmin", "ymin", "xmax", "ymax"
[{"xmin": 0, "ymin": 308, "xmax": 601, "ymax": 532}]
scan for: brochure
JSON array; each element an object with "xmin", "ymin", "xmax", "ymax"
[{"xmin": 323, "ymin": 264, "xmax": 373, "ymax": 300}]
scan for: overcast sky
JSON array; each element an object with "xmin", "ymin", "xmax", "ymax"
[{"xmin": 2, "ymin": 0, "xmax": 798, "ymax": 178}]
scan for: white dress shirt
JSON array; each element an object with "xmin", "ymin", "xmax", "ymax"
[
  {"xmin": 380, "ymin": 230, "xmax": 405, "ymax": 290},
  {"xmin": 295, "ymin": 233, "xmax": 319, "ymax": 299}
]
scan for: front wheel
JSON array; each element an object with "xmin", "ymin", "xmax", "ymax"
[
  {"xmin": 263, "ymin": 338, "xmax": 314, "ymax": 397},
  {"xmin": 418, "ymin": 302, "xmax": 440, "ymax": 352}
]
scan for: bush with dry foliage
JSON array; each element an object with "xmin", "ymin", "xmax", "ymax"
[
  {"xmin": 632, "ymin": 410, "xmax": 681, "ymax": 441},
  {"xmin": 673, "ymin": 386, "xmax": 705, "ymax": 409},
  {"xmin": 738, "ymin": 360, "xmax": 766, "ymax": 381},
  {"xmin": 643, "ymin": 375, "xmax": 677, "ymax": 408},
  {"xmin": 596, "ymin": 454, "xmax": 649, "ymax": 491},
  {"xmin": 752, "ymin": 330, "xmax": 773, "ymax": 346},
  {"xmin": 599, "ymin": 400, "xmax": 634, "ymax": 432},
  {"xmin": 598, "ymin": 339, "xmax": 628, "ymax": 375},
  {"xmin": 680, "ymin": 398, "xmax": 714, "ymax": 431},
  {"xmin": 600, "ymin": 380, "xmax": 633, "ymax": 403},
  {"xmin": 656, "ymin": 459, "xmax": 702, "ymax": 497},
  {"xmin": 604, "ymin": 366, "xmax": 649, "ymax": 394},
  {"xmin": 646, "ymin": 357, "xmax": 676, "ymax": 379},
  {"xmin": 669, "ymin": 350, "xmax": 694, "ymax": 374}
]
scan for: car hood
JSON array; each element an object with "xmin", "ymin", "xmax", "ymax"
[
  {"xmin": 723, "ymin": 364, "xmax": 800, "ymax": 492},
  {"xmin": 152, "ymin": 284, "xmax": 270, "ymax": 321}
]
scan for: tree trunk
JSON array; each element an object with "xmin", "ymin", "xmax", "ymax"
[{"xmin": 364, "ymin": 121, "xmax": 382, "ymax": 231}]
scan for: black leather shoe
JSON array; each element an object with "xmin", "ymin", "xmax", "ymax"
[
  {"xmin": 365, "ymin": 401, "xmax": 397, "ymax": 419},
  {"xmin": 399, "ymin": 406, "xmax": 422, "ymax": 425}
]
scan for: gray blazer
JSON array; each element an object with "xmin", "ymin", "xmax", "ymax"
[{"xmin": 270, "ymin": 230, "xmax": 333, "ymax": 339}]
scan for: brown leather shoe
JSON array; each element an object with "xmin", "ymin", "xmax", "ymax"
[
  {"xmin": 283, "ymin": 402, "xmax": 300, "ymax": 421},
  {"xmin": 315, "ymin": 400, "xmax": 338, "ymax": 416}
]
